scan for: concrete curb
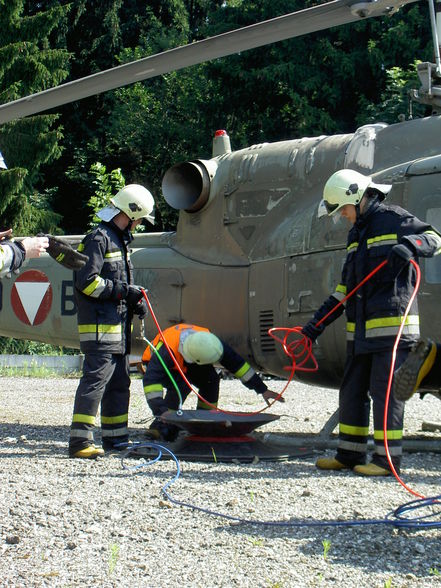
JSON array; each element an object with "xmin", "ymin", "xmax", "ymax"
[{"xmin": 0, "ymin": 354, "xmax": 84, "ymax": 373}]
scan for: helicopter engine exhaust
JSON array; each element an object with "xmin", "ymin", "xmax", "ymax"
[{"xmin": 162, "ymin": 159, "xmax": 217, "ymax": 212}]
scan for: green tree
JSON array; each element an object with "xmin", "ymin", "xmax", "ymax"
[
  {"xmin": 15, "ymin": 0, "xmax": 434, "ymax": 236},
  {"xmin": 0, "ymin": 0, "xmax": 70, "ymax": 234}
]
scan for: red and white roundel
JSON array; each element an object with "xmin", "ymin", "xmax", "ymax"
[{"xmin": 11, "ymin": 270, "xmax": 53, "ymax": 326}]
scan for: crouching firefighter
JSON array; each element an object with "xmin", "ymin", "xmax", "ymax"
[
  {"xmin": 69, "ymin": 184, "xmax": 155, "ymax": 459},
  {"xmin": 142, "ymin": 323, "xmax": 283, "ymax": 441},
  {"xmin": 301, "ymin": 169, "xmax": 441, "ymax": 476}
]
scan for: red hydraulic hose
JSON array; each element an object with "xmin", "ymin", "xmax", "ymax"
[{"xmin": 382, "ymin": 260, "xmax": 426, "ymax": 499}]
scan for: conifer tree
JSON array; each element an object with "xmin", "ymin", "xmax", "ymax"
[{"xmin": 0, "ymin": 0, "xmax": 70, "ymax": 234}]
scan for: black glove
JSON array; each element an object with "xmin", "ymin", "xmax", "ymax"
[
  {"xmin": 126, "ymin": 285, "xmax": 144, "ymax": 307},
  {"xmin": 301, "ymin": 321, "xmax": 323, "ymax": 343},
  {"xmin": 113, "ymin": 282, "xmax": 144, "ymax": 304},
  {"xmin": 133, "ymin": 299, "xmax": 148, "ymax": 319},
  {"xmin": 387, "ymin": 243, "xmax": 413, "ymax": 276},
  {"xmin": 38, "ymin": 234, "xmax": 89, "ymax": 270}
]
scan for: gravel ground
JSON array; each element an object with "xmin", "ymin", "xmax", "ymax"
[{"xmin": 0, "ymin": 375, "xmax": 440, "ymax": 588}]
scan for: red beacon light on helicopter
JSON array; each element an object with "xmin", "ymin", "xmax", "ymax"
[{"xmin": 212, "ymin": 129, "xmax": 232, "ymax": 157}]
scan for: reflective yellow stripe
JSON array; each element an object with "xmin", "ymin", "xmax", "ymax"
[
  {"xmin": 78, "ymin": 324, "xmax": 121, "ymax": 334},
  {"xmin": 101, "ymin": 413, "xmax": 128, "ymax": 424},
  {"xmin": 72, "ymin": 413, "xmax": 96, "ymax": 425},
  {"xmin": 339, "ymin": 423, "xmax": 369, "ymax": 436},
  {"xmin": 104, "ymin": 251, "xmax": 122, "ymax": 259},
  {"xmin": 335, "ymin": 284, "xmax": 346, "ymax": 295},
  {"xmin": 82, "ymin": 276, "xmax": 104, "ymax": 296},
  {"xmin": 374, "ymin": 429, "xmax": 403, "ymax": 441},
  {"xmin": 78, "ymin": 243, "xmax": 85, "ymax": 252},
  {"xmin": 144, "ymin": 384, "xmax": 163, "ymax": 394},
  {"xmin": 367, "ymin": 234, "xmax": 397, "ymax": 247},
  {"xmin": 347, "ymin": 242, "xmax": 358, "ymax": 253},
  {"xmin": 365, "ymin": 315, "xmax": 419, "ymax": 331},
  {"xmin": 234, "ymin": 362, "xmax": 250, "ymax": 379},
  {"xmin": 347, "ymin": 322, "xmax": 355, "ymax": 333}
]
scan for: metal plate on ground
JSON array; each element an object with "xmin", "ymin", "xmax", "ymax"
[
  {"xmin": 128, "ymin": 435, "xmax": 312, "ymax": 463},
  {"xmin": 161, "ymin": 409, "xmax": 281, "ymax": 437}
]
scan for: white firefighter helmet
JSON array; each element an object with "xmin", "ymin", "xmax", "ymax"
[
  {"xmin": 111, "ymin": 184, "xmax": 155, "ymax": 223},
  {"xmin": 321, "ymin": 169, "xmax": 392, "ymax": 216},
  {"xmin": 182, "ymin": 331, "xmax": 223, "ymax": 365}
]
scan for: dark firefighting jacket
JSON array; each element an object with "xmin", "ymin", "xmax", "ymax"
[
  {"xmin": 74, "ymin": 220, "xmax": 134, "ymax": 354},
  {"xmin": 142, "ymin": 323, "xmax": 268, "ymax": 413},
  {"xmin": 311, "ymin": 198, "xmax": 441, "ymax": 354}
]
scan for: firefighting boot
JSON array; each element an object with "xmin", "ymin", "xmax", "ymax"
[
  {"xmin": 393, "ymin": 338, "xmax": 437, "ymax": 401},
  {"xmin": 353, "ymin": 463, "xmax": 391, "ymax": 476},
  {"xmin": 315, "ymin": 457, "xmax": 350, "ymax": 471},
  {"xmin": 70, "ymin": 445, "xmax": 104, "ymax": 459},
  {"xmin": 145, "ymin": 419, "xmax": 179, "ymax": 442}
]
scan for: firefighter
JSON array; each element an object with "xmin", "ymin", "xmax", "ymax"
[
  {"xmin": 393, "ymin": 338, "xmax": 441, "ymax": 401},
  {"xmin": 302, "ymin": 169, "xmax": 441, "ymax": 476},
  {"xmin": 142, "ymin": 323, "xmax": 283, "ymax": 441},
  {"xmin": 69, "ymin": 184, "xmax": 155, "ymax": 459}
]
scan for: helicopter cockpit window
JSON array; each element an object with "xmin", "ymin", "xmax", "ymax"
[{"xmin": 425, "ymin": 207, "xmax": 441, "ymax": 284}]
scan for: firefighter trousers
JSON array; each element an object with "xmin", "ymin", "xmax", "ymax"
[
  {"xmin": 69, "ymin": 353, "xmax": 130, "ymax": 454},
  {"xmin": 164, "ymin": 364, "xmax": 220, "ymax": 411},
  {"xmin": 335, "ymin": 349, "xmax": 408, "ymax": 470}
]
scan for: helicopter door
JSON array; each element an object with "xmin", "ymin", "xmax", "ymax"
[
  {"xmin": 402, "ymin": 166, "xmax": 441, "ymax": 343},
  {"xmin": 248, "ymin": 258, "xmax": 285, "ymax": 375},
  {"xmin": 282, "ymin": 250, "xmax": 347, "ymax": 386}
]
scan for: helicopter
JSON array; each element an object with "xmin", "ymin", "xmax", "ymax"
[{"xmin": 0, "ymin": 0, "xmax": 441, "ymax": 389}]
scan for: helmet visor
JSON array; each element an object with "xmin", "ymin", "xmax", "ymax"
[{"xmin": 323, "ymin": 200, "xmax": 339, "ymax": 215}]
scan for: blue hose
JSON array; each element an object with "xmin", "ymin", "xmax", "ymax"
[{"xmin": 120, "ymin": 442, "xmax": 441, "ymax": 529}]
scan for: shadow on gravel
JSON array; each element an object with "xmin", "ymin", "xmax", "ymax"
[
  {"xmin": 1, "ymin": 422, "xmax": 440, "ymax": 481},
  {"xmin": 225, "ymin": 523, "xmax": 440, "ymax": 581}
]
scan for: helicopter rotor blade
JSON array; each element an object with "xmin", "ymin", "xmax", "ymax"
[{"xmin": 0, "ymin": 0, "xmax": 418, "ymax": 125}]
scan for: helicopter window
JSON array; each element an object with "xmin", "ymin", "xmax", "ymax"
[
  {"xmin": 234, "ymin": 190, "xmax": 285, "ymax": 218},
  {"xmin": 425, "ymin": 207, "xmax": 441, "ymax": 284},
  {"xmin": 309, "ymin": 207, "xmax": 348, "ymax": 251}
]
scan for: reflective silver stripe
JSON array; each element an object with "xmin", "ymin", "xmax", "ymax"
[
  {"xmin": 88, "ymin": 277, "xmax": 107, "ymax": 298},
  {"xmin": 240, "ymin": 366, "xmax": 256, "ymax": 383},
  {"xmin": 101, "ymin": 427, "xmax": 129, "ymax": 438},
  {"xmin": 144, "ymin": 391, "xmax": 163, "ymax": 399},
  {"xmin": 375, "ymin": 445, "xmax": 402, "ymax": 456},
  {"xmin": 79, "ymin": 332, "xmax": 122, "ymax": 343},
  {"xmin": 69, "ymin": 429, "xmax": 94, "ymax": 440},
  {"xmin": 338, "ymin": 440, "xmax": 368, "ymax": 452},
  {"xmin": 365, "ymin": 325, "xmax": 420, "ymax": 338},
  {"xmin": 332, "ymin": 291, "xmax": 346, "ymax": 302},
  {"xmin": 346, "ymin": 332, "xmax": 354, "ymax": 341},
  {"xmin": 424, "ymin": 229, "xmax": 441, "ymax": 250},
  {"xmin": 82, "ymin": 275, "xmax": 107, "ymax": 298}
]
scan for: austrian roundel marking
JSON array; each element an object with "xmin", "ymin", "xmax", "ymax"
[{"xmin": 11, "ymin": 270, "xmax": 53, "ymax": 326}]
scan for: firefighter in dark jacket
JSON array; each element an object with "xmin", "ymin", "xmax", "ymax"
[
  {"xmin": 69, "ymin": 184, "xmax": 155, "ymax": 459},
  {"xmin": 142, "ymin": 323, "xmax": 283, "ymax": 441},
  {"xmin": 302, "ymin": 169, "xmax": 441, "ymax": 476}
]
